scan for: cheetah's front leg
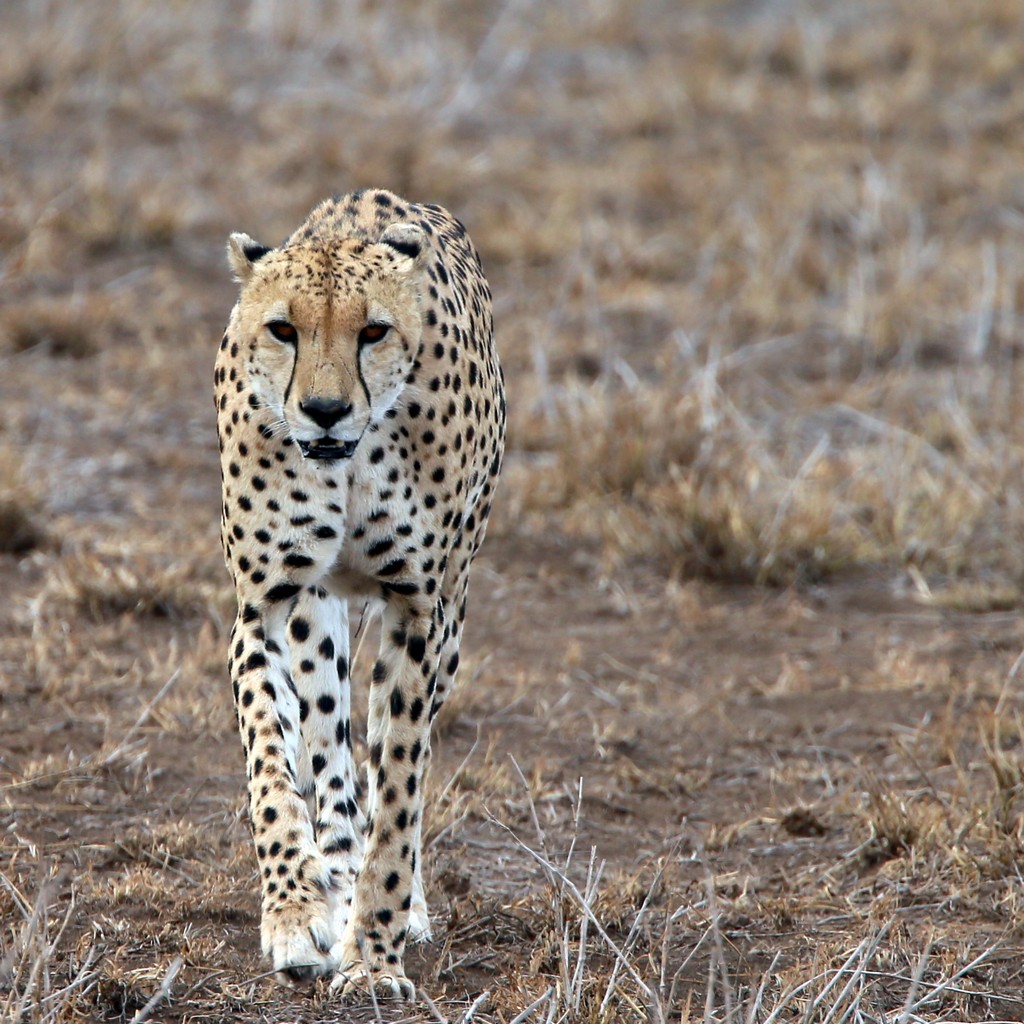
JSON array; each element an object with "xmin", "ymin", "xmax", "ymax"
[
  {"xmin": 229, "ymin": 604, "xmax": 336, "ymax": 983},
  {"xmin": 329, "ymin": 598, "xmax": 442, "ymax": 1000},
  {"xmin": 286, "ymin": 589, "xmax": 366, "ymax": 939}
]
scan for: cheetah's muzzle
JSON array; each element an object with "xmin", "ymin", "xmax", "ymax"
[{"xmin": 297, "ymin": 438, "xmax": 359, "ymax": 461}]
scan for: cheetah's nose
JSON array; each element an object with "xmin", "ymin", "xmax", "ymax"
[{"xmin": 300, "ymin": 397, "xmax": 353, "ymax": 429}]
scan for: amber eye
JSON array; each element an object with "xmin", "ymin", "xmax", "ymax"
[
  {"xmin": 267, "ymin": 321, "xmax": 297, "ymax": 343},
  {"xmin": 358, "ymin": 323, "xmax": 390, "ymax": 344}
]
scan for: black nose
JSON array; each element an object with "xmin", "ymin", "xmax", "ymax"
[{"xmin": 300, "ymin": 397, "xmax": 353, "ymax": 429}]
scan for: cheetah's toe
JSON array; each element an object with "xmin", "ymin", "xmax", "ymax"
[
  {"xmin": 330, "ymin": 960, "xmax": 415, "ymax": 1001},
  {"xmin": 262, "ymin": 902, "xmax": 337, "ymax": 986}
]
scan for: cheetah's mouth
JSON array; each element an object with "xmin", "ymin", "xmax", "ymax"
[{"xmin": 297, "ymin": 438, "xmax": 359, "ymax": 461}]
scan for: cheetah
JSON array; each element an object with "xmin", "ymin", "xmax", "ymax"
[{"xmin": 214, "ymin": 189, "xmax": 505, "ymax": 999}]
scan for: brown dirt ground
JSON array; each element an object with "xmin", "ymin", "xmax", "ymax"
[{"xmin": 5, "ymin": 504, "xmax": 1024, "ymax": 1019}]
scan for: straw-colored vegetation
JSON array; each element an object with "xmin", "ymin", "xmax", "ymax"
[{"xmin": 3, "ymin": 0, "xmax": 1024, "ymax": 1020}]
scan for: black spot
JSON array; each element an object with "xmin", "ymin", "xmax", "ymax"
[
  {"xmin": 290, "ymin": 618, "xmax": 310, "ymax": 642},
  {"xmin": 267, "ymin": 582, "xmax": 301, "ymax": 602},
  {"xmin": 284, "ymin": 553, "xmax": 314, "ymax": 568},
  {"xmin": 368, "ymin": 537, "xmax": 394, "ymax": 557},
  {"xmin": 390, "ymin": 688, "xmax": 405, "ymax": 717},
  {"xmin": 383, "ymin": 580, "xmax": 420, "ymax": 596},
  {"xmin": 384, "ymin": 871, "xmax": 400, "ymax": 893},
  {"xmin": 407, "ymin": 636, "xmax": 426, "ymax": 663},
  {"xmin": 317, "ymin": 694, "xmax": 336, "ymax": 714},
  {"xmin": 315, "ymin": 524, "xmax": 337, "ymax": 539},
  {"xmin": 409, "ymin": 697, "xmax": 424, "ymax": 722},
  {"xmin": 318, "ymin": 637, "xmax": 335, "ymax": 659},
  {"xmin": 312, "ymin": 754, "xmax": 327, "ymax": 775},
  {"xmin": 264, "ymin": 807, "xmax": 278, "ymax": 823}
]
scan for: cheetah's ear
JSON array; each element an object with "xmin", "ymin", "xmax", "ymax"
[
  {"xmin": 227, "ymin": 232, "xmax": 273, "ymax": 284},
  {"xmin": 378, "ymin": 223, "xmax": 428, "ymax": 272}
]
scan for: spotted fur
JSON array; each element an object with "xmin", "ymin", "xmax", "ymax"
[{"xmin": 214, "ymin": 190, "xmax": 505, "ymax": 999}]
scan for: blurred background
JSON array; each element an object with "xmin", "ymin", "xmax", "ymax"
[
  {"xmin": 4, "ymin": 0, "xmax": 1024, "ymax": 590},
  {"xmin": 3, "ymin": 1, "xmax": 1024, "ymax": 1020}
]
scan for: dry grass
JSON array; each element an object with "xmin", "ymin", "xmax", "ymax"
[
  {"xmin": 4, "ymin": 0, "xmax": 1024, "ymax": 1020},
  {"xmin": 0, "ymin": 451, "xmax": 48, "ymax": 555}
]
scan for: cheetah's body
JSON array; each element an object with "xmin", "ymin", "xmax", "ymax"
[{"xmin": 214, "ymin": 190, "xmax": 504, "ymax": 998}]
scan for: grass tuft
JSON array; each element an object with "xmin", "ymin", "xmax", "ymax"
[{"xmin": 0, "ymin": 451, "xmax": 48, "ymax": 555}]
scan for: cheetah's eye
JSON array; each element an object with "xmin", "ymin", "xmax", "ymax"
[
  {"xmin": 358, "ymin": 323, "xmax": 390, "ymax": 345},
  {"xmin": 266, "ymin": 321, "xmax": 297, "ymax": 344}
]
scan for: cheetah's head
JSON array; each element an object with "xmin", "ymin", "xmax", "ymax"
[{"xmin": 226, "ymin": 223, "xmax": 427, "ymax": 461}]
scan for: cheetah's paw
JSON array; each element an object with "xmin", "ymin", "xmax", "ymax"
[
  {"xmin": 261, "ymin": 900, "xmax": 337, "ymax": 986},
  {"xmin": 329, "ymin": 959, "xmax": 415, "ymax": 1000}
]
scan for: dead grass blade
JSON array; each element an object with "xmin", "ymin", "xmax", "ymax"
[
  {"xmin": 0, "ymin": 872, "xmax": 98, "ymax": 1024},
  {"xmin": 507, "ymin": 986, "xmax": 554, "ymax": 1024},
  {"xmin": 127, "ymin": 955, "xmax": 182, "ymax": 1024}
]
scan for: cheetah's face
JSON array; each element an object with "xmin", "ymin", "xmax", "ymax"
[{"xmin": 226, "ymin": 224, "xmax": 426, "ymax": 461}]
